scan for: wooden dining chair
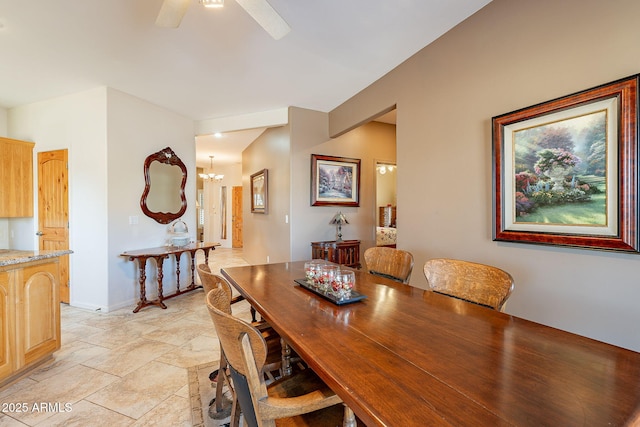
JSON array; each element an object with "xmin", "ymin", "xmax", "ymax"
[
  {"xmin": 198, "ymin": 265, "xmax": 282, "ymax": 422},
  {"xmin": 198, "ymin": 263, "xmax": 257, "ymax": 321},
  {"xmin": 206, "ymin": 288, "xmax": 356, "ymax": 427},
  {"xmin": 363, "ymin": 247, "xmax": 414, "ymax": 284},
  {"xmin": 423, "ymin": 258, "xmax": 514, "ymax": 311}
]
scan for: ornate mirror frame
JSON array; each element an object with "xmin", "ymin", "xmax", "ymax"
[{"xmin": 140, "ymin": 146, "xmax": 188, "ymax": 224}]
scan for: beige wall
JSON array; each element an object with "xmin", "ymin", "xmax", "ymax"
[
  {"xmin": 243, "ymin": 107, "xmax": 396, "ymax": 264},
  {"xmin": 289, "ymin": 108, "xmax": 396, "ymax": 260},
  {"xmin": 330, "ymin": 0, "xmax": 640, "ymax": 352},
  {"xmin": 242, "ymin": 124, "xmax": 292, "ymax": 265}
]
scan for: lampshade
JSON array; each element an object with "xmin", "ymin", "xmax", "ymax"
[
  {"xmin": 330, "ymin": 212, "xmax": 349, "ymax": 225},
  {"xmin": 330, "ymin": 212, "xmax": 348, "ymax": 241}
]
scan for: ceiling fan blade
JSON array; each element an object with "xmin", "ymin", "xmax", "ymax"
[
  {"xmin": 156, "ymin": 0, "xmax": 191, "ymax": 28},
  {"xmin": 235, "ymin": 0, "xmax": 291, "ymax": 40}
]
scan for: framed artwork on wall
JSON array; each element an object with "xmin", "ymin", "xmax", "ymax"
[
  {"xmin": 250, "ymin": 169, "xmax": 268, "ymax": 214},
  {"xmin": 492, "ymin": 74, "xmax": 639, "ymax": 252},
  {"xmin": 311, "ymin": 154, "xmax": 361, "ymax": 207}
]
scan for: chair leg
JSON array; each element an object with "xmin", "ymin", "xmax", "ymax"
[
  {"xmin": 343, "ymin": 405, "xmax": 356, "ymax": 427},
  {"xmin": 230, "ymin": 396, "xmax": 241, "ymax": 427},
  {"xmin": 214, "ymin": 358, "xmax": 227, "ymax": 413}
]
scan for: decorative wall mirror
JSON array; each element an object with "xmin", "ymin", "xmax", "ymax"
[{"xmin": 140, "ymin": 146, "xmax": 187, "ymax": 224}]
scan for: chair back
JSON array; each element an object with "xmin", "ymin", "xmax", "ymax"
[
  {"xmin": 197, "ymin": 263, "xmax": 217, "ymax": 295},
  {"xmin": 206, "ymin": 289, "xmax": 269, "ymax": 427},
  {"xmin": 423, "ymin": 258, "xmax": 514, "ymax": 311},
  {"xmin": 198, "ymin": 264, "xmax": 244, "ymax": 306},
  {"xmin": 364, "ymin": 247, "xmax": 414, "ymax": 284}
]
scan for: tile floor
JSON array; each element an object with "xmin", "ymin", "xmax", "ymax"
[{"xmin": 0, "ymin": 248, "xmax": 250, "ymax": 427}]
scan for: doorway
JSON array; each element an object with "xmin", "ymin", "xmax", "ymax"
[
  {"xmin": 375, "ymin": 161, "xmax": 397, "ymax": 247},
  {"xmin": 370, "ymin": 108, "xmax": 397, "ymax": 247}
]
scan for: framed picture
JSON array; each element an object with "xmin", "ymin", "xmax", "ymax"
[
  {"xmin": 492, "ymin": 74, "xmax": 639, "ymax": 252},
  {"xmin": 250, "ymin": 169, "xmax": 268, "ymax": 214},
  {"xmin": 311, "ymin": 154, "xmax": 361, "ymax": 207}
]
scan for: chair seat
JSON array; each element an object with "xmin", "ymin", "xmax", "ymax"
[
  {"xmin": 229, "ymin": 363, "xmax": 347, "ymax": 427},
  {"xmin": 269, "ymin": 369, "xmax": 346, "ymax": 426}
]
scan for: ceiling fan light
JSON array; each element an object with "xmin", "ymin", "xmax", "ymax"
[{"xmin": 200, "ymin": 0, "xmax": 224, "ymax": 8}]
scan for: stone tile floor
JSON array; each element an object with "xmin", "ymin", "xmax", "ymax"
[{"xmin": 0, "ymin": 248, "xmax": 250, "ymax": 426}]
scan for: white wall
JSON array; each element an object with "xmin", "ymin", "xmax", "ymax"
[
  {"xmin": 9, "ymin": 87, "xmax": 109, "ymax": 309},
  {"xmin": 8, "ymin": 87, "xmax": 195, "ymax": 312},
  {"xmin": 0, "ymin": 108, "xmax": 9, "ymax": 248},
  {"xmin": 0, "ymin": 107, "xmax": 7, "ymax": 136},
  {"xmin": 107, "ymin": 88, "xmax": 195, "ymax": 310},
  {"xmin": 330, "ymin": 0, "xmax": 640, "ymax": 352}
]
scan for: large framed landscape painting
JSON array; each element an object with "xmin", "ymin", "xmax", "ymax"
[
  {"xmin": 492, "ymin": 75, "xmax": 639, "ymax": 253},
  {"xmin": 311, "ymin": 154, "xmax": 360, "ymax": 207}
]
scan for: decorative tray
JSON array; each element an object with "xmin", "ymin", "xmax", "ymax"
[{"xmin": 294, "ymin": 279, "xmax": 367, "ymax": 305}]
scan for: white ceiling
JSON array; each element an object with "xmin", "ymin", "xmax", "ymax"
[{"xmin": 0, "ymin": 0, "xmax": 491, "ymax": 166}]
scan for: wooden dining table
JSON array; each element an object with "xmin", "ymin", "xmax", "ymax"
[{"xmin": 221, "ymin": 261, "xmax": 640, "ymax": 426}]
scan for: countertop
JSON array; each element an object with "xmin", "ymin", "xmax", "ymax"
[{"xmin": 0, "ymin": 249, "xmax": 73, "ymax": 267}]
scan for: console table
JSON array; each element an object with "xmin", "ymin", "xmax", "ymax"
[
  {"xmin": 311, "ymin": 240, "xmax": 360, "ymax": 268},
  {"xmin": 121, "ymin": 242, "xmax": 220, "ymax": 312}
]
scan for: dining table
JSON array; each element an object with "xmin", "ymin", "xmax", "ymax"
[{"xmin": 221, "ymin": 261, "xmax": 640, "ymax": 426}]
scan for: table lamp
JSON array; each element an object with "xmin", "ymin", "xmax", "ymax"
[{"xmin": 330, "ymin": 211, "xmax": 349, "ymax": 241}]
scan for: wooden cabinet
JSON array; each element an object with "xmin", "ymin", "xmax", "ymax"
[
  {"xmin": 0, "ymin": 259, "xmax": 60, "ymax": 386},
  {"xmin": 311, "ymin": 240, "xmax": 361, "ymax": 268},
  {"xmin": 0, "ymin": 137, "xmax": 35, "ymax": 217},
  {"xmin": 0, "ymin": 271, "xmax": 15, "ymax": 380}
]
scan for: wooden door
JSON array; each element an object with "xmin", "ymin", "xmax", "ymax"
[
  {"xmin": 37, "ymin": 150, "xmax": 70, "ymax": 303},
  {"xmin": 232, "ymin": 186, "xmax": 243, "ymax": 248}
]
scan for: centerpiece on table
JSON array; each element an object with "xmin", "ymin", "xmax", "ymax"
[{"xmin": 303, "ymin": 261, "xmax": 356, "ymax": 301}]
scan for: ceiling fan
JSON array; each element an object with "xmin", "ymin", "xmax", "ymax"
[{"xmin": 156, "ymin": 0, "xmax": 291, "ymax": 40}]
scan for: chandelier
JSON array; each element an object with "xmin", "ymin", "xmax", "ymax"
[{"xmin": 199, "ymin": 155, "xmax": 224, "ymax": 182}]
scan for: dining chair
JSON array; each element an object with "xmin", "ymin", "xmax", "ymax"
[
  {"xmin": 198, "ymin": 263, "xmax": 257, "ymax": 321},
  {"xmin": 363, "ymin": 247, "xmax": 414, "ymax": 284},
  {"xmin": 423, "ymin": 258, "xmax": 514, "ymax": 311},
  {"xmin": 206, "ymin": 288, "xmax": 357, "ymax": 427},
  {"xmin": 198, "ymin": 265, "xmax": 282, "ymax": 421}
]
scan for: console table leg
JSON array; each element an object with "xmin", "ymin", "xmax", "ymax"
[
  {"xmin": 174, "ymin": 252, "xmax": 182, "ymax": 293},
  {"xmin": 156, "ymin": 256, "xmax": 168, "ymax": 309},
  {"xmin": 132, "ymin": 256, "xmax": 149, "ymax": 313},
  {"xmin": 189, "ymin": 249, "xmax": 198, "ymax": 288}
]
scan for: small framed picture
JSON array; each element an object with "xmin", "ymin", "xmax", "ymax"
[
  {"xmin": 311, "ymin": 154, "xmax": 361, "ymax": 207},
  {"xmin": 250, "ymin": 169, "xmax": 268, "ymax": 214}
]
